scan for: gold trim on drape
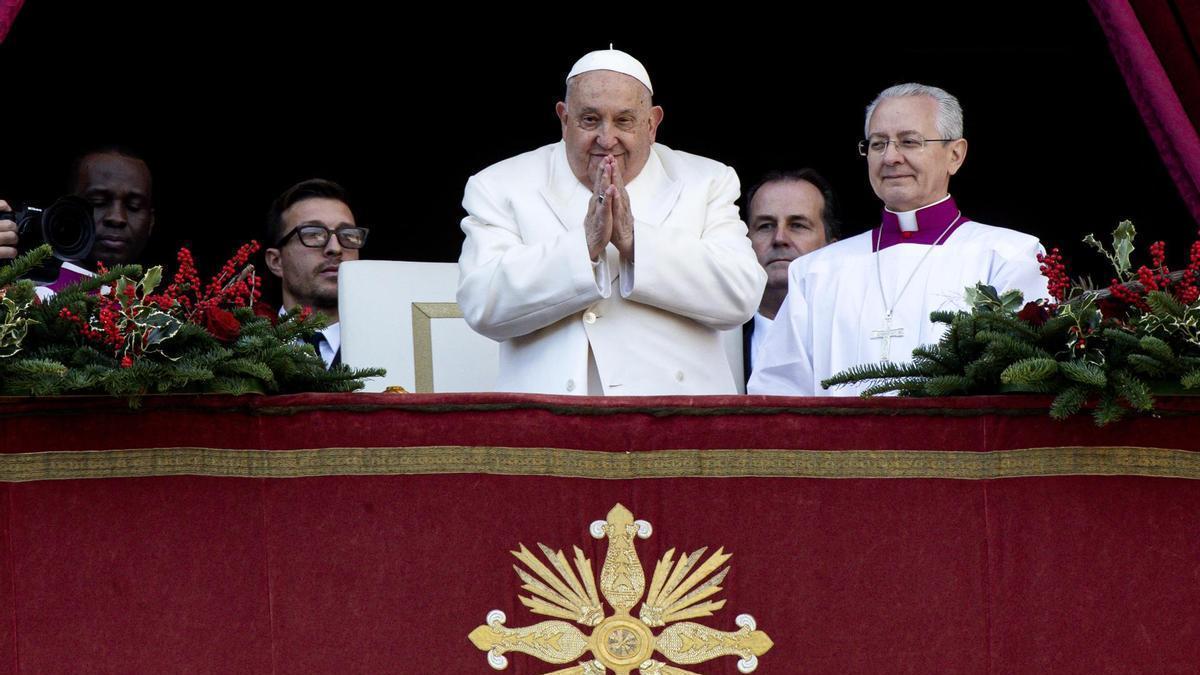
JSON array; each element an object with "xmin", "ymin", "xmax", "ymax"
[{"xmin": 1, "ymin": 446, "xmax": 1197, "ymax": 482}]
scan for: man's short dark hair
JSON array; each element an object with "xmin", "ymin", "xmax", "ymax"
[
  {"xmin": 743, "ymin": 168, "xmax": 841, "ymax": 243},
  {"xmin": 266, "ymin": 178, "xmax": 350, "ymax": 246},
  {"xmin": 69, "ymin": 144, "xmax": 154, "ymax": 197}
]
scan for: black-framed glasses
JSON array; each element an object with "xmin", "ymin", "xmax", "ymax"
[
  {"xmin": 857, "ymin": 135, "xmax": 956, "ymax": 157},
  {"xmin": 275, "ymin": 225, "xmax": 370, "ymax": 249}
]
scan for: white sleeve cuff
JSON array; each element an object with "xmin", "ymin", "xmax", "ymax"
[{"xmin": 593, "ymin": 253, "xmax": 613, "ymax": 298}]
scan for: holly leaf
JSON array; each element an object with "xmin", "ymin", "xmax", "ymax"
[
  {"xmin": 1112, "ymin": 220, "xmax": 1136, "ymax": 276},
  {"xmin": 140, "ymin": 266, "xmax": 163, "ymax": 296},
  {"xmin": 139, "ymin": 310, "xmax": 183, "ymax": 349},
  {"xmin": 965, "ymin": 283, "xmax": 1006, "ymax": 311},
  {"xmin": 999, "ymin": 289, "xmax": 1025, "ymax": 313},
  {"xmin": 115, "ymin": 277, "xmax": 133, "ymax": 307},
  {"xmin": 964, "ymin": 285, "xmax": 982, "ymax": 307}
]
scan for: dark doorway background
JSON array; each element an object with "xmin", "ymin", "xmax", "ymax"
[{"xmin": 1, "ymin": 3, "xmax": 1194, "ymax": 293}]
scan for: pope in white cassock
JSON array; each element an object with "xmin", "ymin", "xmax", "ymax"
[
  {"xmin": 458, "ymin": 49, "xmax": 765, "ymax": 396},
  {"xmin": 748, "ymin": 83, "xmax": 1049, "ymax": 396}
]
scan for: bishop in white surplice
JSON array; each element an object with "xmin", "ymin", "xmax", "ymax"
[{"xmin": 749, "ymin": 83, "xmax": 1049, "ymax": 396}]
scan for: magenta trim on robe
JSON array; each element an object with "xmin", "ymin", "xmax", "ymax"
[{"xmin": 45, "ymin": 264, "xmax": 93, "ymax": 293}]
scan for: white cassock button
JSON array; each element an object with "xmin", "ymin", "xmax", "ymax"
[
  {"xmin": 675, "ymin": 371, "xmax": 685, "ymax": 382},
  {"xmin": 566, "ymin": 379, "xmax": 576, "ymax": 392},
  {"xmin": 583, "ymin": 311, "xmax": 597, "ymax": 324}
]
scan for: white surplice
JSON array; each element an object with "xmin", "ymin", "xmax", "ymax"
[{"xmin": 747, "ymin": 221, "xmax": 1048, "ymax": 396}]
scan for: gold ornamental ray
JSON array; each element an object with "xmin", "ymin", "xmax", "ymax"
[{"xmin": 469, "ymin": 504, "xmax": 773, "ymax": 674}]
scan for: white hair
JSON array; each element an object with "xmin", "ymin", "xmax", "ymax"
[{"xmin": 863, "ymin": 83, "xmax": 963, "ymax": 140}]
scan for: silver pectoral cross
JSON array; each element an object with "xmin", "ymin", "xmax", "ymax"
[{"xmin": 870, "ymin": 312, "xmax": 904, "ymax": 362}]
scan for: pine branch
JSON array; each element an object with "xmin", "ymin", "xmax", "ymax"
[
  {"xmin": 1137, "ymin": 336, "xmax": 1175, "ymax": 364},
  {"xmin": 978, "ymin": 331, "xmax": 1052, "ymax": 363},
  {"xmin": 1110, "ymin": 370, "xmax": 1154, "ymax": 411},
  {"xmin": 1093, "ymin": 391, "xmax": 1127, "ymax": 426},
  {"xmin": 1039, "ymin": 316, "xmax": 1079, "ymax": 339},
  {"xmin": 928, "ymin": 310, "xmax": 960, "ymax": 325},
  {"xmin": 923, "ymin": 375, "xmax": 974, "ymax": 396},
  {"xmin": 0, "ymin": 280, "xmax": 36, "ymax": 306},
  {"xmin": 0, "ymin": 358, "xmax": 68, "ymax": 395},
  {"xmin": 210, "ymin": 376, "xmax": 267, "ymax": 396},
  {"xmin": 912, "ymin": 344, "xmax": 960, "ymax": 372},
  {"xmin": 1102, "ymin": 327, "xmax": 1142, "ymax": 351},
  {"xmin": 950, "ymin": 313, "xmax": 979, "ymax": 350},
  {"xmin": 974, "ymin": 313, "xmax": 1040, "ymax": 342},
  {"xmin": 1125, "ymin": 353, "xmax": 1167, "ymax": 378},
  {"xmin": 1000, "ymin": 357, "xmax": 1059, "ymax": 386},
  {"xmin": 216, "ymin": 358, "xmax": 275, "ymax": 384},
  {"xmin": 1144, "ymin": 290, "xmax": 1186, "ymax": 319},
  {"xmin": 857, "ymin": 379, "xmax": 929, "ymax": 397},
  {"xmin": 963, "ymin": 354, "xmax": 1006, "ymax": 385},
  {"xmin": 1059, "ymin": 360, "xmax": 1107, "ymax": 387},
  {"xmin": 821, "ymin": 360, "xmax": 933, "ymax": 389},
  {"xmin": 0, "ymin": 245, "xmax": 54, "ymax": 287},
  {"xmin": 1050, "ymin": 385, "xmax": 1092, "ymax": 420}
]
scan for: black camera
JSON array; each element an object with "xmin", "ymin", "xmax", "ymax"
[
  {"xmin": 0, "ymin": 196, "xmax": 95, "ymax": 282},
  {"xmin": 1, "ymin": 195, "xmax": 95, "ymax": 261}
]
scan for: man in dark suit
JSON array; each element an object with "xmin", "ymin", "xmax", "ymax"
[
  {"xmin": 743, "ymin": 169, "xmax": 840, "ymax": 385},
  {"xmin": 264, "ymin": 179, "xmax": 369, "ymax": 369}
]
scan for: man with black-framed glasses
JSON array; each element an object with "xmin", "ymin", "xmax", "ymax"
[
  {"xmin": 750, "ymin": 83, "xmax": 1048, "ymax": 396},
  {"xmin": 264, "ymin": 178, "xmax": 369, "ymax": 368}
]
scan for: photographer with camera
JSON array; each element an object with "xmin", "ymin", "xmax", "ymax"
[
  {"xmin": 1, "ymin": 147, "xmax": 154, "ymax": 293},
  {"xmin": 1, "ymin": 146, "xmax": 154, "ymax": 275}
]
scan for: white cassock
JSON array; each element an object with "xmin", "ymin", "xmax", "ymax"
[
  {"xmin": 748, "ymin": 207, "xmax": 1048, "ymax": 397},
  {"xmin": 458, "ymin": 141, "xmax": 765, "ymax": 396}
]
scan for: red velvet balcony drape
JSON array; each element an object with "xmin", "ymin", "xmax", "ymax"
[
  {"xmin": 0, "ymin": 0, "xmax": 22, "ymax": 42},
  {"xmin": 0, "ymin": 393, "xmax": 1197, "ymax": 673},
  {"xmin": 1091, "ymin": 0, "xmax": 1200, "ymax": 224}
]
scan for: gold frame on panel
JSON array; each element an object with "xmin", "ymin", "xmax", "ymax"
[{"xmin": 411, "ymin": 302, "xmax": 464, "ymax": 393}]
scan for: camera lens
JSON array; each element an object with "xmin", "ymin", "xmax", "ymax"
[{"xmin": 40, "ymin": 196, "xmax": 94, "ymax": 261}]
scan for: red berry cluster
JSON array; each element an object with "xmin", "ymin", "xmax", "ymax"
[
  {"xmin": 204, "ymin": 242, "xmax": 260, "ymax": 301},
  {"xmin": 153, "ymin": 243, "xmax": 263, "ymax": 323},
  {"xmin": 1178, "ymin": 239, "xmax": 1200, "ymax": 305},
  {"xmin": 60, "ymin": 243, "xmax": 268, "ymax": 363},
  {"xmin": 1037, "ymin": 248, "xmax": 1070, "ymax": 303},
  {"xmin": 1107, "ymin": 234, "xmax": 1200, "ymax": 310},
  {"xmin": 58, "ymin": 305, "xmax": 115, "ymax": 345},
  {"xmin": 1108, "ymin": 279, "xmax": 1150, "ymax": 312},
  {"xmin": 1137, "ymin": 241, "xmax": 1171, "ymax": 291},
  {"xmin": 58, "ymin": 301, "xmax": 127, "ymax": 358},
  {"xmin": 153, "ymin": 247, "xmax": 204, "ymax": 311}
]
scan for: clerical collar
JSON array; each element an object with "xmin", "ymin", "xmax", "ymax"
[{"xmin": 873, "ymin": 195, "xmax": 967, "ymax": 251}]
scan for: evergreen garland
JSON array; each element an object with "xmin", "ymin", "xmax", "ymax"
[{"xmin": 0, "ymin": 245, "xmax": 383, "ymax": 403}]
